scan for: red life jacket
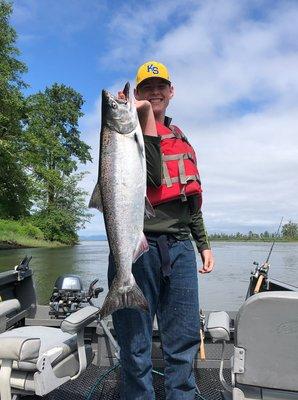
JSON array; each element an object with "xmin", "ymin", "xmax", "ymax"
[{"xmin": 147, "ymin": 121, "xmax": 202, "ymax": 206}]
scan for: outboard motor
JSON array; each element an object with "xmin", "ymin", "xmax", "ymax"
[{"xmin": 49, "ymin": 275, "xmax": 103, "ymax": 318}]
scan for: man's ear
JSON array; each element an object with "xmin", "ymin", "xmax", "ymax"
[
  {"xmin": 134, "ymin": 88, "xmax": 139, "ymax": 100},
  {"xmin": 169, "ymin": 85, "xmax": 174, "ymax": 99}
]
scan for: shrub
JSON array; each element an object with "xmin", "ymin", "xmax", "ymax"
[
  {"xmin": 0, "ymin": 219, "xmax": 44, "ymax": 240},
  {"xmin": 31, "ymin": 208, "xmax": 78, "ymax": 245}
]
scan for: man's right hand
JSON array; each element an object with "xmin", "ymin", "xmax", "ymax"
[
  {"xmin": 198, "ymin": 249, "xmax": 215, "ymax": 274},
  {"xmin": 117, "ymin": 91, "xmax": 157, "ymax": 136},
  {"xmin": 135, "ymin": 100, "xmax": 157, "ymax": 136}
]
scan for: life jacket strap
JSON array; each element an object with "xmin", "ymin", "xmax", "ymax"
[
  {"xmin": 160, "ymin": 132, "xmax": 187, "ymax": 141},
  {"xmin": 170, "ymin": 125, "xmax": 190, "ymax": 144},
  {"xmin": 162, "ymin": 153, "xmax": 195, "ymax": 162},
  {"xmin": 160, "ymin": 133, "xmax": 177, "ymax": 140},
  {"xmin": 162, "ymin": 153, "xmax": 197, "ymax": 187},
  {"xmin": 180, "ymin": 185, "xmax": 187, "ymax": 202},
  {"xmin": 159, "ymin": 126, "xmax": 189, "ymax": 142},
  {"xmin": 162, "ymin": 161, "xmax": 173, "ymax": 187},
  {"xmin": 161, "ymin": 174, "xmax": 200, "ymax": 185},
  {"xmin": 178, "ymin": 156, "xmax": 187, "ymax": 184}
]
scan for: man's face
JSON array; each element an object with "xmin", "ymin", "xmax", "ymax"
[{"xmin": 134, "ymin": 78, "xmax": 174, "ymax": 116}]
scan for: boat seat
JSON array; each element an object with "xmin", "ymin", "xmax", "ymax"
[
  {"xmin": 207, "ymin": 292, "xmax": 298, "ymax": 400},
  {"xmin": 0, "ymin": 299, "xmax": 100, "ymax": 400}
]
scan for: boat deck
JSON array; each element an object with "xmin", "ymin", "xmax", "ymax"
[
  {"xmin": 25, "ymin": 306, "xmax": 233, "ymax": 400},
  {"xmin": 34, "ymin": 364, "xmax": 229, "ymax": 400}
]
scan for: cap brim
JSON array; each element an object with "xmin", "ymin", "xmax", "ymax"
[{"xmin": 136, "ymin": 77, "xmax": 171, "ymax": 88}]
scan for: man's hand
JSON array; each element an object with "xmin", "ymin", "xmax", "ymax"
[
  {"xmin": 135, "ymin": 100, "xmax": 157, "ymax": 136},
  {"xmin": 117, "ymin": 91, "xmax": 157, "ymax": 136},
  {"xmin": 117, "ymin": 91, "xmax": 126, "ymax": 100},
  {"xmin": 198, "ymin": 249, "xmax": 214, "ymax": 274}
]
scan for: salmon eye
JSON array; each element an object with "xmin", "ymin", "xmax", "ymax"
[{"xmin": 112, "ymin": 102, "xmax": 117, "ymax": 109}]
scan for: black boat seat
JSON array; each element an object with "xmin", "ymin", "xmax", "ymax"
[
  {"xmin": 0, "ymin": 299, "xmax": 100, "ymax": 400},
  {"xmin": 208, "ymin": 291, "xmax": 298, "ymax": 400}
]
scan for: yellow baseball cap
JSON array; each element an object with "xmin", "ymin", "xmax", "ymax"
[{"xmin": 136, "ymin": 61, "xmax": 171, "ymax": 87}]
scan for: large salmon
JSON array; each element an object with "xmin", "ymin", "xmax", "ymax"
[{"xmin": 89, "ymin": 83, "xmax": 153, "ymax": 319}]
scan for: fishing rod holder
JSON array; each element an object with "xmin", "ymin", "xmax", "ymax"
[
  {"xmin": 14, "ymin": 256, "xmax": 33, "ymax": 281},
  {"xmin": 251, "ymin": 259, "xmax": 270, "ymax": 281}
]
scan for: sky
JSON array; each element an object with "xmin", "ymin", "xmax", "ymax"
[{"xmin": 11, "ymin": 0, "xmax": 298, "ymax": 236}]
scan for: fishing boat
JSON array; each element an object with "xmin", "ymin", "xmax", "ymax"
[{"xmin": 0, "ymin": 255, "xmax": 298, "ymax": 400}]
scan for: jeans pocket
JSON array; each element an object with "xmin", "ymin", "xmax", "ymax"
[{"xmin": 180, "ymin": 240, "xmax": 194, "ymax": 251}]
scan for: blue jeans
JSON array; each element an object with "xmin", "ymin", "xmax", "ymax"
[{"xmin": 108, "ymin": 238, "xmax": 200, "ymax": 400}]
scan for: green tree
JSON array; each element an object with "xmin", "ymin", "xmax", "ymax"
[
  {"xmin": 32, "ymin": 173, "xmax": 91, "ymax": 244},
  {"xmin": 24, "ymin": 84, "xmax": 91, "ymax": 206},
  {"xmin": 260, "ymin": 230, "xmax": 270, "ymax": 240},
  {"xmin": 282, "ymin": 221, "xmax": 298, "ymax": 239},
  {"xmin": 23, "ymin": 84, "xmax": 92, "ymax": 243},
  {"xmin": 0, "ymin": 148, "xmax": 31, "ymax": 218},
  {"xmin": 0, "ymin": 0, "xmax": 30, "ymax": 218}
]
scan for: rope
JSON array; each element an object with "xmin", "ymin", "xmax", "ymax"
[{"xmin": 85, "ymin": 362, "xmax": 120, "ymax": 400}]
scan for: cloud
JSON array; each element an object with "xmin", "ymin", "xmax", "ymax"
[
  {"xmin": 12, "ymin": 0, "xmax": 106, "ymax": 40},
  {"xmin": 79, "ymin": 0, "xmax": 298, "ymax": 234},
  {"xmin": 98, "ymin": 0, "xmax": 198, "ymax": 71}
]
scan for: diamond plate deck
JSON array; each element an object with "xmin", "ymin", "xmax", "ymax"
[{"xmin": 28, "ymin": 365, "xmax": 230, "ymax": 400}]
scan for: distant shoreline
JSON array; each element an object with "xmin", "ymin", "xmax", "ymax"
[
  {"xmin": 1, "ymin": 236, "xmax": 297, "ymax": 251},
  {"xmin": 79, "ymin": 237, "xmax": 298, "ymax": 243},
  {"xmin": 208, "ymin": 238, "xmax": 298, "ymax": 243}
]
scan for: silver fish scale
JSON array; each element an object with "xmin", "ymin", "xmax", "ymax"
[{"xmin": 100, "ymin": 124, "xmax": 146, "ymax": 285}]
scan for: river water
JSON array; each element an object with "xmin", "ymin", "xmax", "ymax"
[{"xmin": 0, "ymin": 241, "xmax": 297, "ymax": 311}]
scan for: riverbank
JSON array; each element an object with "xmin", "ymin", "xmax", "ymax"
[
  {"xmin": 0, "ymin": 219, "xmax": 65, "ymax": 250},
  {"xmin": 0, "ymin": 238, "xmax": 65, "ymax": 250}
]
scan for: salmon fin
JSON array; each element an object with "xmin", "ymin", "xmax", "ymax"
[
  {"xmin": 134, "ymin": 132, "xmax": 145, "ymax": 158},
  {"xmin": 123, "ymin": 82, "xmax": 130, "ymax": 99},
  {"xmin": 144, "ymin": 196, "xmax": 155, "ymax": 218},
  {"xmin": 132, "ymin": 232, "xmax": 149, "ymax": 263},
  {"xmin": 88, "ymin": 183, "xmax": 103, "ymax": 212},
  {"xmin": 100, "ymin": 277, "xmax": 148, "ymax": 319}
]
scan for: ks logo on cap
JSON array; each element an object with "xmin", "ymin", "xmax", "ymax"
[
  {"xmin": 136, "ymin": 61, "xmax": 170, "ymax": 86},
  {"xmin": 147, "ymin": 64, "xmax": 159, "ymax": 74}
]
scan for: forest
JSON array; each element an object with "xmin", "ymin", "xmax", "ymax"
[
  {"xmin": 209, "ymin": 221, "xmax": 298, "ymax": 241},
  {"xmin": 0, "ymin": 0, "xmax": 91, "ymax": 246}
]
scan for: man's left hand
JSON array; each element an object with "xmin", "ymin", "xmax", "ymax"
[{"xmin": 198, "ymin": 249, "xmax": 214, "ymax": 274}]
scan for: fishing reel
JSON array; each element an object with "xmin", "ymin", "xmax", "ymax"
[
  {"xmin": 251, "ymin": 261, "xmax": 269, "ymax": 279},
  {"xmin": 248, "ymin": 260, "xmax": 270, "ymax": 297},
  {"xmin": 49, "ymin": 275, "xmax": 103, "ymax": 319}
]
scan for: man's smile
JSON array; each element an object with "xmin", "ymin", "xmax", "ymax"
[{"xmin": 149, "ymin": 97, "xmax": 163, "ymax": 104}]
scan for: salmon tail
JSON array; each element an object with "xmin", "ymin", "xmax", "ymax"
[{"xmin": 100, "ymin": 277, "xmax": 149, "ymax": 319}]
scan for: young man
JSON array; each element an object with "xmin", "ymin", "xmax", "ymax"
[{"xmin": 109, "ymin": 61, "xmax": 214, "ymax": 400}]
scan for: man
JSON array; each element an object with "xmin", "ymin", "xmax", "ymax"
[{"xmin": 109, "ymin": 61, "xmax": 214, "ymax": 400}]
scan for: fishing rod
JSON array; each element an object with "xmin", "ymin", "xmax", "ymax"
[{"xmin": 253, "ymin": 217, "xmax": 284, "ymax": 294}]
